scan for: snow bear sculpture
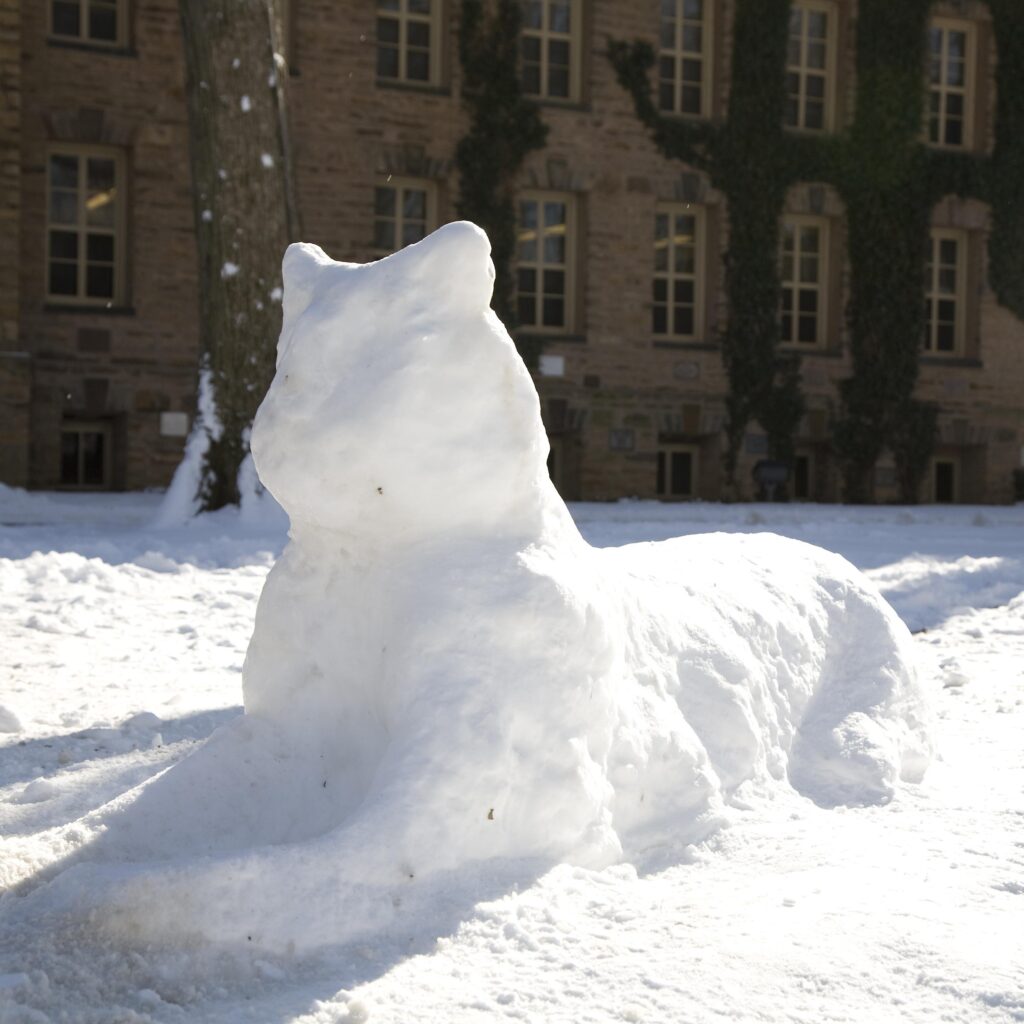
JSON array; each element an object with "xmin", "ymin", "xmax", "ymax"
[{"xmin": 13, "ymin": 222, "xmax": 931, "ymax": 952}]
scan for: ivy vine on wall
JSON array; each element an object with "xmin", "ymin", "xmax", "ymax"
[
  {"xmin": 456, "ymin": 0, "xmax": 548, "ymax": 365},
  {"xmin": 610, "ymin": 0, "xmax": 1024, "ymax": 502}
]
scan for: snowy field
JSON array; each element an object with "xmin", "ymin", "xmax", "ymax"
[{"xmin": 1, "ymin": 489, "xmax": 1021, "ymax": 1024}]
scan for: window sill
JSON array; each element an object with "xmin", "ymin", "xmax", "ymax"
[
  {"xmin": 375, "ymin": 78, "xmax": 451, "ymax": 98},
  {"xmin": 517, "ymin": 332, "xmax": 587, "ymax": 344},
  {"xmin": 652, "ymin": 339, "xmax": 717, "ymax": 351},
  {"xmin": 44, "ymin": 303, "xmax": 135, "ymax": 316},
  {"xmin": 530, "ymin": 97, "xmax": 591, "ymax": 114},
  {"xmin": 784, "ymin": 345, "xmax": 844, "ymax": 358},
  {"xmin": 47, "ymin": 38, "xmax": 136, "ymax": 57},
  {"xmin": 920, "ymin": 354, "xmax": 982, "ymax": 368}
]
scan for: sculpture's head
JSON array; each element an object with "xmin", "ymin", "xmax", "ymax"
[{"xmin": 251, "ymin": 222, "xmax": 554, "ymax": 543}]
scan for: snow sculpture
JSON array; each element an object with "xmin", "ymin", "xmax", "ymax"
[{"xmin": 20, "ymin": 223, "xmax": 931, "ymax": 951}]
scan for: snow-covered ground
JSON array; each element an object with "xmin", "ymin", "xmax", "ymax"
[{"xmin": 1, "ymin": 489, "xmax": 1021, "ymax": 1023}]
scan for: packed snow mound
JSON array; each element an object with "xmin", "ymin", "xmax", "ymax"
[{"xmin": 10, "ymin": 222, "xmax": 932, "ymax": 952}]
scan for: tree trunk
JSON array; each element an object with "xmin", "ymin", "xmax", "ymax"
[{"xmin": 179, "ymin": 0, "xmax": 298, "ymax": 511}]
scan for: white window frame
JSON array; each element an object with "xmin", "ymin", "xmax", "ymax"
[
  {"xmin": 373, "ymin": 177, "xmax": 438, "ymax": 255},
  {"xmin": 784, "ymin": 0, "xmax": 837, "ymax": 133},
  {"xmin": 652, "ymin": 202, "xmax": 706, "ymax": 341},
  {"xmin": 657, "ymin": 0, "xmax": 714, "ymax": 120},
  {"xmin": 46, "ymin": 145, "xmax": 126, "ymax": 307},
  {"xmin": 656, "ymin": 444, "xmax": 699, "ymax": 499},
  {"xmin": 376, "ymin": 0, "xmax": 443, "ymax": 87},
  {"xmin": 516, "ymin": 190, "xmax": 577, "ymax": 334},
  {"xmin": 924, "ymin": 228, "xmax": 966, "ymax": 356},
  {"xmin": 48, "ymin": 0, "xmax": 127, "ymax": 48},
  {"xmin": 779, "ymin": 215, "xmax": 829, "ymax": 347},
  {"xmin": 520, "ymin": 0, "xmax": 583, "ymax": 103},
  {"xmin": 926, "ymin": 17, "xmax": 976, "ymax": 150}
]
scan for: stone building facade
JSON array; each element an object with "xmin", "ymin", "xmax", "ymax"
[{"xmin": 2, "ymin": 0, "xmax": 1022, "ymax": 501}]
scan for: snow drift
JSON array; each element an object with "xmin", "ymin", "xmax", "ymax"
[{"xmin": 6, "ymin": 222, "xmax": 932, "ymax": 952}]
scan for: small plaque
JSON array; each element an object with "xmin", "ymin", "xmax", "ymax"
[
  {"xmin": 538, "ymin": 354, "xmax": 565, "ymax": 377},
  {"xmin": 160, "ymin": 412, "xmax": 190, "ymax": 438},
  {"xmin": 609, "ymin": 429, "xmax": 635, "ymax": 452}
]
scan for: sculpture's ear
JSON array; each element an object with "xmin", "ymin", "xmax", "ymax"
[{"xmin": 281, "ymin": 242, "xmax": 333, "ymax": 326}]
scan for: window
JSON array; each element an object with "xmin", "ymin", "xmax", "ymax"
[
  {"xmin": 377, "ymin": 0, "xmax": 441, "ymax": 86},
  {"xmin": 658, "ymin": 0, "xmax": 713, "ymax": 118},
  {"xmin": 793, "ymin": 453, "xmax": 812, "ymax": 500},
  {"xmin": 516, "ymin": 193, "xmax": 576, "ymax": 332},
  {"xmin": 60, "ymin": 420, "xmax": 112, "ymax": 488},
  {"xmin": 785, "ymin": 1, "xmax": 835, "ymax": 131},
  {"xmin": 927, "ymin": 19, "xmax": 975, "ymax": 149},
  {"xmin": 653, "ymin": 204, "xmax": 704, "ymax": 340},
  {"xmin": 657, "ymin": 446, "xmax": 697, "ymax": 498},
  {"xmin": 373, "ymin": 178, "xmax": 437, "ymax": 254},
  {"xmin": 924, "ymin": 229, "xmax": 965, "ymax": 355},
  {"xmin": 779, "ymin": 216, "xmax": 827, "ymax": 345},
  {"xmin": 47, "ymin": 148, "xmax": 125, "ymax": 306},
  {"xmin": 50, "ymin": 0, "xmax": 125, "ymax": 46},
  {"xmin": 932, "ymin": 457, "xmax": 958, "ymax": 503},
  {"xmin": 520, "ymin": 0, "xmax": 582, "ymax": 102}
]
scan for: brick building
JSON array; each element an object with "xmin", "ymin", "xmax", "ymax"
[{"xmin": 2, "ymin": 0, "xmax": 1022, "ymax": 501}]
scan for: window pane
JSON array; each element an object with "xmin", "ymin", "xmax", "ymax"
[
  {"xmin": 87, "ymin": 233, "xmax": 114, "ymax": 262},
  {"xmin": 521, "ymin": 63, "xmax": 541, "ymax": 94},
  {"xmin": 402, "ymin": 189, "xmax": 426, "ymax": 220},
  {"xmin": 50, "ymin": 230, "xmax": 78, "ymax": 259},
  {"xmin": 938, "ymin": 267, "xmax": 957, "ymax": 294},
  {"xmin": 683, "ymin": 0, "xmax": 702, "ymax": 19},
  {"xmin": 49, "ymin": 261, "xmax": 78, "ymax": 296},
  {"xmin": 375, "ymin": 187, "xmax": 396, "ymax": 216},
  {"xmin": 936, "ymin": 323, "xmax": 955, "ymax": 351},
  {"xmin": 798, "ymin": 288, "xmax": 818, "ymax": 313},
  {"xmin": 50, "ymin": 154, "xmax": 79, "ymax": 189},
  {"xmin": 88, "ymin": 3, "xmax": 117, "ymax": 42},
  {"xmin": 81, "ymin": 432, "xmax": 105, "ymax": 485},
  {"xmin": 799, "ymin": 255, "xmax": 818, "ymax": 283},
  {"xmin": 406, "ymin": 50, "xmax": 429, "ymax": 80},
  {"xmin": 673, "ymin": 279, "xmax": 694, "ymax": 304},
  {"xmin": 60, "ymin": 431, "xmax": 80, "ymax": 485},
  {"xmin": 50, "ymin": 190, "xmax": 78, "ymax": 225},
  {"xmin": 653, "ymin": 305, "xmax": 668, "ymax": 334},
  {"xmin": 658, "ymin": 82, "xmax": 675, "ymax": 111},
  {"xmin": 548, "ymin": 38, "xmax": 569, "ymax": 67},
  {"xmin": 682, "ymin": 25, "xmax": 702, "ymax": 54},
  {"xmin": 674, "ymin": 245, "xmax": 695, "ymax": 275},
  {"xmin": 800, "ymin": 226, "xmax": 819, "ymax": 253},
  {"xmin": 542, "ymin": 268, "xmax": 565, "ymax": 296},
  {"xmin": 946, "ymin": 60, "xmax": 965, "ymax": 88},
  {"xmin": 804, "ymin": 101, "xmax": 824, "ymax": 129},
  {"xmin": 681, "ymin": 85, "xmax": 701, "ymax": 114},
  {"xmin": 408, "ymin": 0, "xmax": 430, "ymax": 12},
  {"xmin": 377, "ymin": 0, "xmax": 400, "ymax": 9},
  {"xmin": 807, "ymin": 11, "xmax": 827, "ymax": 40},
  {"xmin": 517, "ymin": 296, "xmax": 535, "ymax": 324},
  {"xmin": 374, "ymin": 219, "xmax": 395, "ymax": 251},
  {"xmin": 86, "ymin": 188, "xmax": 116, "ymax": 228},
  {"xmin": 543, "ymin": 201, "xmax": 566, "ymax": 228},
  {"xmin": 670, "ymin": 451, "xmax": 691, "ymax": 495},
  {"xmin": 377, "ymin": 44, "xmax": 399, "ymax": 77},
  {"xmin": 948, "ymin": 31, "xmax": 965, "ymax": 60},
  {"xmin": 806, "ymin": 41, "xmax": 826, "ymax": 70},
  {"xmin": 86, "ymin": 264, "xmax": 114, "ymax": 298},
  {"xmin": 401, "ymin": 221, "xmax": 425, "ymax": 246},
  {"xmin": 939, "ymin": 238, "xmax": 958, "ymax": 265},
  {"xmin": 653, "ymin": 278, "xmax": 668, "ymax": 303},
  {"xmin": 407, "ymin": 20, "xmax": 429, "ymax": 47},
  {"xmin": 518, "ymin": 267, "xmax": 536, "ymax": 294},
  {"xmin": 673, "ymin": 306, "xmax": 694, "ymax": 336},
  {"xmin": 52, "ymin": 1, "xmax": 81, "ymax": 37},
  {"xmin": 660, "ymin": 20, "xmax": 676, "ymax": 49},
  {"xmin": 542, "ymin": 296, "xmax": 564, "ymax": 326},
  {"xmin": 547, "ymin": 66, "xmax": 569, "ymax": 97},
  {"xmin": 522, "ymin": 0, "xmax": 542, "ymax": 30},
  {"xmin": 806, "ymin": 74, "xmax": 825, "ymax": 99},
  {"xmin": 798, "ymin": 314, "xmax": 818, "ymax": 343},
  {"xmin": 543, "ymin": 232, "xmax": 565, "ymax": 264},
  {"xmin": 944, "ymin": 118, "xmax": 963, "ymax": 146},
  {"xmin": 377, "ymin": 16, "xmax": 399, "ymax": 42},
  {"xmin": 682, "ymin": 58, "xmax": 701, "ymax": 83},
  {"xmin": 549, "ymin": 1, "xmax": 570, "ymax": 33}
]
